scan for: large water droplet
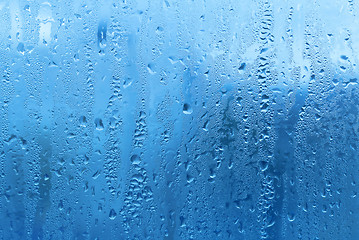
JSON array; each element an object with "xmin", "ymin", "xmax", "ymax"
[
  {"xmin": 94, "ymin": 118, "xmax": 104, "ymax": 130},
  {"xmin": 109, "ymin": 209, "xmax": 117, "ymax": 220},
  {"xmin": 17, "ymin": 42, "xmax": 25, "ymax": 55},
  {"xmin": 183, "ymin": 103, "xmax": 193, "ymax": 114},
  {"xmin": 131, "ymin": 154, "xmax": 141, "ymax": 165}
]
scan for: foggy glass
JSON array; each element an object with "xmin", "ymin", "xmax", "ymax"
[{"xmin": 0, "ymin": 0, "xmax": 359, "ymax": 239}]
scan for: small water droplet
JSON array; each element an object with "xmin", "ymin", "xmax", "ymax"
[
  {"xmin": 259, "ymin": 161, "xmax": 268, "ymax": 172},
  {"xmin": 98, "ymin": 21, "xmax": 107, "ymax": 49},
  {"xmin": 58, "ymin": 200, "xmax": 64, "ymax": 211},
  {"xmin": 79, "ymin": 116, "xmax": 87, "ymax": 127},
  {"xmin": 24, "ymin": 4, "xmax": 30, "ymax": 12},
  {"xmin": 74, "ymin": 53, "xmax": 80, "ymax": 62},
  {"xmin": 147, "ymin": 63, "xmax": 156, "ymax": 74},
  {"xmin": 156, "ymin": 26, "xmax": 164, "ymax": 33},
  {"xmin": 92, "ymin": 170, "xmax": 101, "ymax": 179}
]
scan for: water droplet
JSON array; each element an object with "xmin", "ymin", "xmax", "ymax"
[
  {"xmin": 237, "ymin": 221, "xmax": 244, "ymax": 233},
  {"xmin": 109, "ymin": 209, "xmax": 117, "ymax": 220},
  {"xmin": 98, "ymin": 21, "xmax": 107, "ymax": 49},
  {"xmin": 179, "ymin": 216, "xmax": 186, "ymax": 227},
  {"xmin": 287, "ymin": 213, "xmax": 296, "ymax": 222},
  {"xmin": 156, "ymin": 26, "xmax": 164, "ymax": 33},
  {"xmin": 73, "ymin": 53, "xmax": 80, "ymax": 62},
  {"xmin": 94, "ymin": 118, "xmax": 104, "ymax": 130},
  {"xmin": 238, "ymin": 63, "xmax": 246, "ymax": 73},
  {"xmin": 147, "ymin": 63, "xmax": 156, "ymax": 74},
  {"xmin": 183, "ymin": 103, "xmax": 193, "ymax": 114},
  {"xmin": 58, "ymin": 200, "xmax": 64, "ymax": 211},
  {"xmin": 123, "ymin": 77, "xmax": 133, "ymax": 88},
  {"xmin": 17, "ymin": 43, "xmax": 25, "ymax": 55},
  {"xmin": 79, "ymin": 116, "xmax": 87, "ymax": 127},
  {"xmin": 131, "ymin": 154, "xmax": 141, "ymax": 165},
  {"xmin": 259, "ymin": 160, "xmax": 268, "ymax": 171},
  {"xmin": 92, "ymin": 170, "xmax": 101, "ymax": 179},
  {"xmin": 132, "ymin": 174, "xmax": 144, "ymax": 183},
  {"xmin": 24, "ymin": 4, "xmax": 30, "ymax": 12}
]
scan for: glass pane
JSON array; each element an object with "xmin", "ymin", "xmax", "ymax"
[{"xmin": 0, "ymin": 0, "xmax": 358, "ymax": 239}]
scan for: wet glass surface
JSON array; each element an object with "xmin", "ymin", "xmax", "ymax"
[{"xmin": 0, "ymin": 1, "xmax": 359, "ymax": 239}]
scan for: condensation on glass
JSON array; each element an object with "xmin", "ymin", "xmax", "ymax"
[{"xmin": 0, "ymin": 0, "xmax": 358, "ymax": 239}]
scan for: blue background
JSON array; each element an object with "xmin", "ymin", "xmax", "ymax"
[{"xmin": 0, "ymin": 0, "xmax": 359, "ymax": 239}]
